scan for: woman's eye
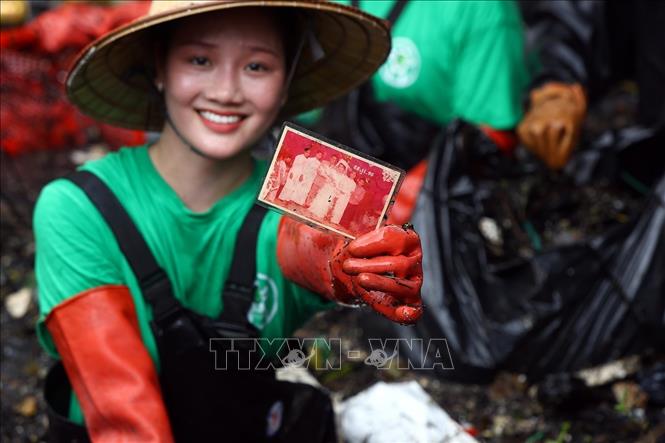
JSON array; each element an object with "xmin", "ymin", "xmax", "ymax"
[
  {"xmin": 246, "ymin": 62, "xmax": 268, "ymax": 72},
  {"xmin": 189, "ymin": 56, "xmax": 210, "ymax": 66}
]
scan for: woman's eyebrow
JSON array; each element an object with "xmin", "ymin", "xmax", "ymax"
[
  {"xmin": 174, "ymin": 40, "xmax": 280, "ymax": 56},
  {"xmin": 245, "ymin": 45, "xmax": 281, "ymax": 56},
  {"xmin": 173, "ymin": 40, "xmax": 217, "ymax": 48}
]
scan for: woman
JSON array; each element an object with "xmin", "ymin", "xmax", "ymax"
[{"xmin": 34, "ymin": 1, "xmax": 423, "ymax": 441}]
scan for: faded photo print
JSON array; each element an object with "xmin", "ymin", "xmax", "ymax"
[{"xmin": 259, "ymin": 124, "xmax": 403, "ymax": 238}]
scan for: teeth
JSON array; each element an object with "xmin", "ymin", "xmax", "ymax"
[{"xmin": 200, "ymin": 111, "xmax": 241, "ymax": 124}]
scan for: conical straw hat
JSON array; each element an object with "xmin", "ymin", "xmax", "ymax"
[{"xmin": 65, "ymin": 0, "xmax": 391, "ymax": 132}]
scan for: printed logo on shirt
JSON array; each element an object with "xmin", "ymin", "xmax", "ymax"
[
  {"xmin": 379, "ymin": 36, "xmax": 421, "ymax": 89},
  {"xmin": 247, "ymin": 273, "xmax": 279, "ymax": 329},
  {"xmin": 266, "ymin": 400, "xmax": 283, "ymax": 437}
]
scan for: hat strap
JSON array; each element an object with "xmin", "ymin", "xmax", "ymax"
[{"xmin": 281, "ymin": 14, "xmax": 324, "ymax": 103}]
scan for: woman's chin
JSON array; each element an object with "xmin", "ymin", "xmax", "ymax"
[{"xmin": 193, "ymin": 143, "xmax": 253, "ymax": 162}]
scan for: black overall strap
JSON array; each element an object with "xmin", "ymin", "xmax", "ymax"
[
  {"xmin": 67, "ymin": 171, "xmax": 179, "ymax": 322},
  {"xmin": 67, "ymin": 171, "xmax": 268, "ymax": 332},
  {"xmin": 217, "ymin": 204, "xmax": 267, "ymax": 333},
  {"xmin": 352, "ymin": 0, "xmax": 409, "ymax": 24}
]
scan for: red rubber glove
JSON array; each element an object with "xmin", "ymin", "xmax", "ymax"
[
  {"xmin": 517, "ymin": 82, "xmax": 587, "ymax": 170},
  {"xmin": 46, "ymin": 285, "xmax": 174, "ymax": 442},
  {"xmin": 277, "ymin": 219, "xmax": 423, "ymax": 324},
  {"xmin": 337, "ymin": 225, "xmax": 423, "ymax": 323}
]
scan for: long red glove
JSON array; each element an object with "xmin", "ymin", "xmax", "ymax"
[
  {"xmin": 46, "ymin": 285, "xmax": 174, "ymax": 443},
  {"xmin": 277, "ymin": 219, "xmax": 423, "ymax": 324}
]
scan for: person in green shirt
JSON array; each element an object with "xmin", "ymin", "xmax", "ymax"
[
  {"xmin": 33, "ymin": 1, "xmax": 425, "ymax": 441},
  {"xmin": 346, "ymin": 0, "xmax": 528, "ymax": 129},
  {"xmin": 303, "ymin": 0, "xmax": 530, "ymax": 223}
]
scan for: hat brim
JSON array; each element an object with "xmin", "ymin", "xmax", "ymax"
[{"xmin": 66, "ymin": 1, "xmax": 390, "ymax": 132}]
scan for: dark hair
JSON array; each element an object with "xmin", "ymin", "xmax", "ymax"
[
  {"xmin": 273, "ymin": 9, "xmax": 303, "ymax": 74},
  {"xmin": 150, "ymin": 8, "xmax": 302, "ymax": 75}
]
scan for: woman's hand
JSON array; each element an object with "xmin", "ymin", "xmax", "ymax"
[
  {"xmin": 332, "ymin": 225, "xmax": 423, "ymax": 324},
  {"xmin": 278, "ymin": 219, "xmax": 424, "ymax": 324},
  {"xmin": 517, "ymin": 82, "xmax": 587, "ymax": 170}
]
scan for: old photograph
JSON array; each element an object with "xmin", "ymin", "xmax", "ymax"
[{"xmin": 259, "ymin": 124, "xmax": 403, "ymax": 238}]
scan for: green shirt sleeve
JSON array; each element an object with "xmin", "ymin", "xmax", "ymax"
[
  {"xmin": 33, "ymin": 178, "xmax": 123, "ymax": 357},
  {"xmin": 451, "ymin": 2, "xmax": 529, "ymax": 129}
]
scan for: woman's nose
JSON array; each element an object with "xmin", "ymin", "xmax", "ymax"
[{"xmin": 205, "ymin": 66, "xmax": 243, "ymax": 104}]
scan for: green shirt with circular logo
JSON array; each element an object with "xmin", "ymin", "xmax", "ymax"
[{"xmin": 338, "ymin": 0, "xmax": 529, "ymax": 129}]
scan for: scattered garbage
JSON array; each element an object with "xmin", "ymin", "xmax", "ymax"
[
  {"xmin": 339, "ymin": 381, "xmax": 478, "ymax": 443},
  {"xmin": 275, "ymin": 366, "xmax": 322, "ymax": 388},
  {"xmin": 14, "ymin": 396, "xmax": 37, "ymax": 418},
  {"xmin": 577, "ymin": 355, "xmax": 642, "ymax": 387},
  {"xmin": 612, "ymin": 381, "xmax": 649, "ymax": 411},
  {"xmin": 4, "ymin": 287, "xmax": 32, "ymax": 319}
]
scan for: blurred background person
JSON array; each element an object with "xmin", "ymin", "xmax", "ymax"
[
  {"xmin": 518, "ymin": 0, "xmax": 665, "ymax": 170},
  {"xmin": 307, "ymin": 0, "xmax": 530, "ymax": 224}
]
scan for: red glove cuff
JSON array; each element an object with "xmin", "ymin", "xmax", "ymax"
[{"xmin": 46, "ymin": 285, "xmax": 173, "ymax": 443}]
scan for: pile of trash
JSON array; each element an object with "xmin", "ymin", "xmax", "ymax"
[{"xmin": 477, "ymin": 170, "xmax": 645, "ymax": 263}]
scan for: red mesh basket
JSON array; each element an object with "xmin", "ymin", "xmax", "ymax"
[{"xmin": 0, "ymin": 1, "xmax": 149, "ymax": 156}]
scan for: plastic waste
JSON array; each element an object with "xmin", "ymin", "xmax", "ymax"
[
  {"xmin": 391, "ymin": 121, "xmax": 665, "ymax": 382},
  {"xmin": 340, "ymin": 381, "xmax": 478, "ymax": 443}
]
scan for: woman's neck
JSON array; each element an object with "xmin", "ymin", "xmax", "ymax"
[{"xmin": 149, "ymin": 130, "xmax": 254, "ymax": 213}]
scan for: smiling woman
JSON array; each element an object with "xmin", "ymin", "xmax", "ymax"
[
  {"xmin": 156, "ymin": 9, "xmax": 288, "ymax": 165},
  {"xmin": 149, "ymin": 9, "xmax": 291, "ymax": 212},
  {"xmin": 32, "ymin": 1, "xmax": 425, "ymax": 442}
]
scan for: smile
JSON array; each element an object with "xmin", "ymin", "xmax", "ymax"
[
  {"xmin": 197, "ymin": 110, "xmax": 246, "ymax": 133},
  {"xmin": 199, "ymin": 111, "xmax": 242, "ymax": 124}
]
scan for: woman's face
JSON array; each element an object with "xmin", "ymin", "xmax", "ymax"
[{"xmin": 159, "ymin": 9, "xmax": 287, "ymax": 159}]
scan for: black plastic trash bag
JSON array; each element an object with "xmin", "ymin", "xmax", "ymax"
[{"xmin": 393, "ymin": 120, "xmax": 665, "ymax": 382}]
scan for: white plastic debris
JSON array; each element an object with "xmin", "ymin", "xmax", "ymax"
[
  {"xmin": 5, "ymin": 287, "xmax": 32, "ymax": 318},
  {"xmin": 275, "ymin": 366, "xmax": 321, "ymax": 388},
  {"xmin": 479, "ymin": 217, "xmax": 503, "ymax": 246},
  {"xmin": 340, "ymin": 381, "xmax": 478, "ymax": 443},
  {"xmin": 576, "ymin": 355, "xmax": 641, "ymax": 387}
]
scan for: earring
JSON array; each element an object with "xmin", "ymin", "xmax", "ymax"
[{"xmin": 156, "ymin": 82, "xmax": 164, "ymax": 92}]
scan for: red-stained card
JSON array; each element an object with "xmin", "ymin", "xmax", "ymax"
[{"xmin": 258, "ymin": 123, "xmax": 404, "ymax": 239}]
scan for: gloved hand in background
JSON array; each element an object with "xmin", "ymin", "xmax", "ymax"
[
  {"xmin": 517, "ymin": 82, "xmax": 587, "ymax": 170},
  {"xmin": 278, "ymin": 219, "xmax": 423, "ymax": 324}
]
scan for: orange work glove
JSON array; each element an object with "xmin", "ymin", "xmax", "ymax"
[
  {"xmin": 517, "ymin": 82, "xmax": 587, "ymax": 170},
  {"xmin": 277, "ymin": 219, "xmax": 423, "ymax": 324}
]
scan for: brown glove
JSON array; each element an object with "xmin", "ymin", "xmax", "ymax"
[{"xmin": 517, "ymin": 82, "xmax": 587, "ymax": 170}]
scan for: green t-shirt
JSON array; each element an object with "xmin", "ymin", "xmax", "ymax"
[
  {"xmin": 33, "ymin": 145, "xmax": 333, "ymax": 423},
  {"xmin": 301, "ymin": 0, "xmax": 529, "ymax": 129}
]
